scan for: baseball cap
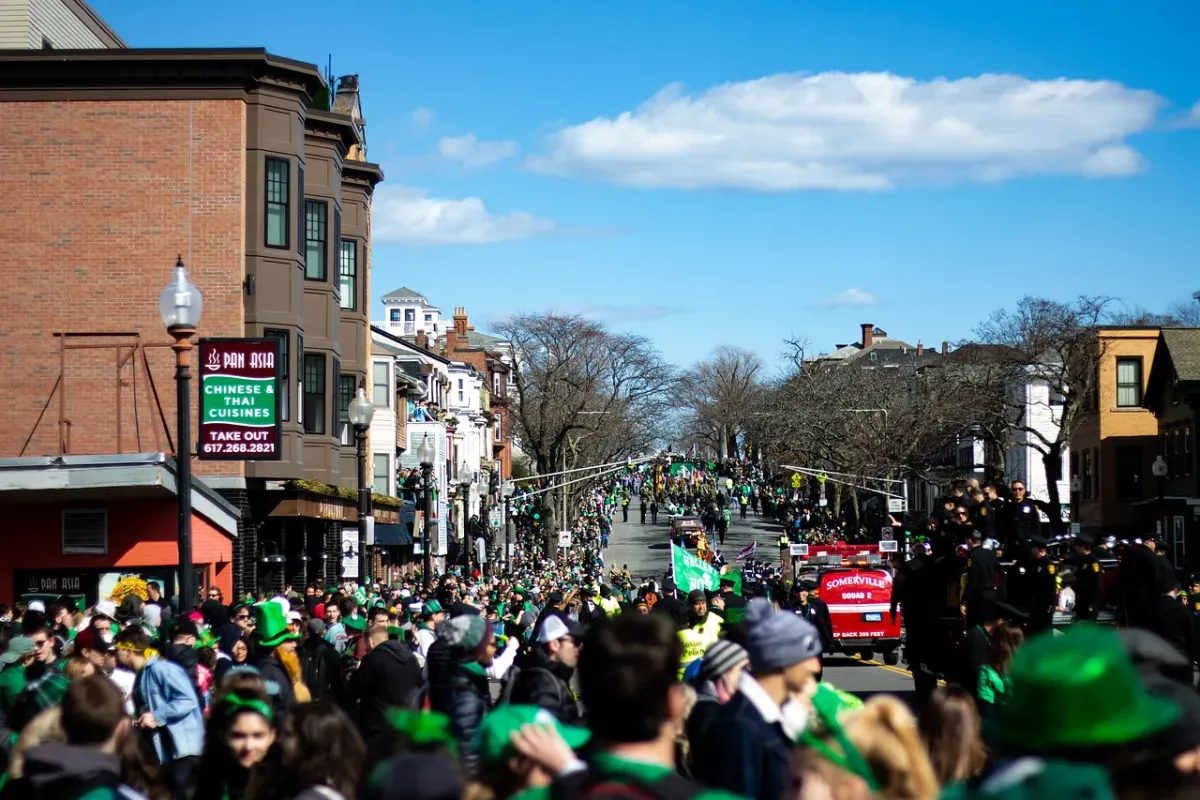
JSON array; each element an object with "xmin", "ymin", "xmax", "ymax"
[
  {"xmin": 93, "ymin": 599, "xmax": 117, "ymax": 620},
  {"xmin": 72, "ymin": 627, "xmax": 113, "ymax": 655},
  {"xmin": 26, "ymin": 600, "xmax": 45, "ymax": 613},
  {"xmin": 1, "ymin": 636, "xmax": 36, "ymax": 664},
  {"xmin": 536, "ymin": 616, "xmax": 583, "ymax": 644},
  {"xmin": 475, "ymin": 705, "xmax": 590, "ymax": 767}
]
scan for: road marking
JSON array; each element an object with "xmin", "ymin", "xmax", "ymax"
[{"xmin": 851, "ymin": 654, "xmax": 945, "ymax": 684}]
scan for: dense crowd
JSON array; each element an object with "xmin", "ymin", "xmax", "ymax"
[{"xmin": 1, "ymin": 462, "xmax": 1199, "ymax": 799}]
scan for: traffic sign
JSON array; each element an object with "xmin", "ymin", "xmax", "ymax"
[
  {"xmin": 790, "ymin": 473, "xmax": 803, "ymax": 489},
  {"xmin": 881, "ymin": 527, "xmax": 894, "ymax": 541},
  {"xmin": 816, "ymin": 472, "xmax": 828, "ymax": 485},
  {"xmin": 887, "ymin": 497, "xmax": 907, "ymax": 513}
]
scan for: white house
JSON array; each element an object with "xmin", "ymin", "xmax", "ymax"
[
  {"xmin": 381, "ymin": 287, "xmax": 442, "ymax": 339},
  {"xmin": 1004, "ymin": 373, "xmax": 1071, "ymax": 515}
]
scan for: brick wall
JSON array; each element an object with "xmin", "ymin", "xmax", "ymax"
[{"xmin": 0, "ymin": 99, "xmax": 247, "ymax": 477}]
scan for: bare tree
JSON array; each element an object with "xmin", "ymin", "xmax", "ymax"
[
  {"xmin": 493, "ymin": 312, "xmax": 677, "ymax": 556},
  {"xmin": 679, "ymin": 346, "xmax": 764, "ymax": 459},
  {"xmin": 1109, "ymin": 296, "xmax": 1200, "ymax": 327},
  {"xmin": 973, "ymin": 295, "xmax": 1113, "ymax": 534}
]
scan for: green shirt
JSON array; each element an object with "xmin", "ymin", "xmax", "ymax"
[
  {"xmin": 0, "ymin": 664, "xmax": 27, "ymax": 715},
  {"xmin": 977, "ymin": 665, "xmax": 1008, "ymax": 705}
]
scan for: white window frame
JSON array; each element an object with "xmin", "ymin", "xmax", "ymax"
[
  {"xmin": 457, "ymin": 378, "xmax": 465, "ymax": 405},
  {"xmin": 373, "ymin": 453, "xmax": 392, "ymax": 496},
  {"xmin": 372, "ymin": 361, "xmax": 391, "ymax": 408},
  {"xmin": 495, "ymin": 415, "xmax": 502, "ymax": 442},
  {"xmin": 62, "ymin": 508, "xmax": 108, "ymax": 555}
]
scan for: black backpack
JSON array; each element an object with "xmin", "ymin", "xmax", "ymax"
[{"xmin": 551, "ymin": 768, "xmax": 704, "ymax": 800}]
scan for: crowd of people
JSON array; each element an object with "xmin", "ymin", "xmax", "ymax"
[{"xmin": 2, "ymin": 460, "xmax": 1200, "ymax": 799}]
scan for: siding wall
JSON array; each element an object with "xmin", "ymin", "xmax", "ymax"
[{"xmin": 0, "ymin": 0, "xmax": 106, "ymax": 49}]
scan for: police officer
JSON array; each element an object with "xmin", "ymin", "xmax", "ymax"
[
  {"xmin": 967, "ymin": 487, "xmax": 995, "ymax": 542},
  {"xmin": 1002, "ymin": 481, "xmax": 1044, "ymax": 552},
  {"xmin": 1027, "ymin": 534, "xmax": 1058, "ymax": 635},
  {"xmin": 678, "ymin": 589, "xmax": 723, "ymax": 678},
  {"xmin": 1068, "ymin": 532, "xmax": 1102, "ymax": 621},
  {"xmin": 963, "ymin": 529, "xmax": 998, "ymax": 627}
]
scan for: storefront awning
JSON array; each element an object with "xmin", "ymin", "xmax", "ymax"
[
  {"xmin": 0, "ymin": 453, "xmax": 239, "ymax": 537},
  {"xmin": 375, "ymin": 522, "xmax": 412, "ymax": 546}
]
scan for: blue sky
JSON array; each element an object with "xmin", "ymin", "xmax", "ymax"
[{"xmin": 95, "ymin": 1, "xmax": 1200, "ymax": 368}]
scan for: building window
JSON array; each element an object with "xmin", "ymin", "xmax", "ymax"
[
  {"xmin": 303, "ymin": 353, "xmax": 326, "ymax": 435},
  {"xmin": 1116, "ymin": 357, "xmax": 1143, "ymax": 407},
  {"xmin": 1114, "ymin": 445, "xmax": 1142, "ymax": 499},
  {"xmin": 305, "ymin": 200, "xmax": 327, "ymax": 280},
  {"xmin": 372, "ymin": 362, "xmax": 391, "ymax": 407},
  {"xmin": 495, "ymin": 415, "xmax": 502, "ymax": 442},
  {"xmin": 264, "ymin": 329, "xmax": 290, "ymax": 422},
  {"xmin": 424, "ymin": 313, "xmax": 433, "ymax": 326},
  {"xmin": 1081, "ymin": 450, "xmax": 1093, "ymax": 500},
  {"xmin": 265, "ymin": 157, "xmax": 289, "ymax": 248},
  {"xmin": 390, "ymin": 309, "xmax": 401, "ymax": 322},
  {"xmin": 404, "ymin": 309, "xmax": 416, "ymax": 321},
  {"xmin": 457, "ymin": 378, "xmax": 464, "ymax": 405},
  {"xmin": 62, "ymin": 509, "xmax": 106, "ymax": 555},
  {"xmin": 338, "ymin": 373, "xmax": 355, "ymax": 446},
  {"xmin": 338, "ymin": 239, "xmax": 357, "ymax": 310},
  {"xmin": 493, "ymin": 372, "xmax": 501, "ymax": 395},
  {"xmin": 373, "ymin": 454, "xmax": 391, "ymax": 496},
  {"xmin": 1048, "ymin": 383, "xmax": 1065, "ymax": 406}
]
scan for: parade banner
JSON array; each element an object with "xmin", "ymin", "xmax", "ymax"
[
  {"xmin": 671, "ymin": 543, "xmax": 720, "ymax": 592},
  {"xmin": 198, "ymin": 338, "xmax": 281, "ymax": 460}
]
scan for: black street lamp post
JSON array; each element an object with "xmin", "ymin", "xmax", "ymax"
[
  {"xmin": 502, "ymin": 479, "xmax": 515, "ymax": 571},
  {"xmin": 159, "ymin": 257, "xmax": 202, "ymax": 611},
  {"xmin": 348, "ymin": 386, "xmax": 375, "ymax": 584},
  {"xmin": 418, "ymin": 434, "xmax": 436, "ymax": 590},
  {"xmin": 459, "ymin": 459, "xmax": 473, "ymax": 575}
]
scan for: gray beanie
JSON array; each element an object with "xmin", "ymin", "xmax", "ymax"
[
  {"xmin": 437, "ymin": 613, "xmax": 487, "ymax": 653},
  {"xmin": 700, "ymin": 639, "xmax": 749, "ymax": 682},
  {"xmin": 744, "ymin": 598, "xmax": 822, "ymax": 672}
]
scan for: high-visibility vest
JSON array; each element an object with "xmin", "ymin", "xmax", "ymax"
[
  {"xmin": 678, "ymin": 613, "xmax": 723, "ymax": 677},
  {"xmin": 599, "ymin": 596, "xmax": 621, "ymax": 617}
]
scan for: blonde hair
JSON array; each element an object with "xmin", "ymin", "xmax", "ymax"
[
  {"xmin": 63, "ymin": 656, "xmax": 97, "ymax": 681},
  {"xmin": 7, "ymin": 706, "xmax": 66, "ymax": 779},
  {"xmin": 794, "ymin": 695, "xmax": 939, "ymax": 799}
]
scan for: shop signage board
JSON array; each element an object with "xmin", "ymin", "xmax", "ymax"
[{"xmin": 198, "ymin": 338, "xmax": 282, "ymax": 460}]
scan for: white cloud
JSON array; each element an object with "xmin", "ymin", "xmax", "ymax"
[
  {"xmin": 410, "ymin": 107, "xmax": 434, "ymax": 134},
  {"xmin": 373, "ymin": 184, "xmax": 556, "ymax": 245},
  {"xmin": 439, "ymin": 134, "xmax": 519, "ymax": 168},
  {"xmin": 527, "ymin": 71, "xmax": 1162, "ymax": 191},
  {"xmin": 819, "ymin": 288, "xmax": 877, "ymax": 309},
  {"xmin": 1189, "ymin": 100, "xmax": 1200, "ymax": 125}
]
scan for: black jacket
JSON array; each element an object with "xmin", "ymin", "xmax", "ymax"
[
  {"xmin": 251, "ymin": 650, "xmax": 296, "ymax": 718},
  {"xmin": 793, "ymin": 598, "xmax": 833, "ymax": 652},
  {"xmin": 710, "ymin": 690, "xmax": 791, "ymax": 800},
  {"xmin": 352, "ymin": 640, "xmax": 424, "ymax": 741},
  {"xmin": 0, "ymin": 743, "xmax": 125, "ymax": 800},
  {"xmin": 508, "ymin": 648, "xmax": 581, "ymax": 724},
  {"xmin": 431, "ymin": 662, "xmax": 491, "ymax": 775},
  {"xmin": 299, "ymin": 634, "xmax": 348, "ymax": 706}
]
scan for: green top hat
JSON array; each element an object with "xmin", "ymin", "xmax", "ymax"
[
  {"xmin": 253, "ymin": 602, "xmax": 301, "ymax": 649},
  {"xmin": 995, "ymin": 625, "xmax": 1179, "ymax": 752},
  {"xmin": 475, "ymin": 705, "xmax": 590, "ymax": 767},
  {"xmin": 344, "ymin": 615, "xmax": 367, "ymax": 633}
]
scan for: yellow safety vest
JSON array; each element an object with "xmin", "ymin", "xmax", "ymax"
[
  {"xmin": 678, "ymin": 613, "xmax": 723, "ymax": 678},
  {"xmin": 599, "ymin": 597, "xmax": 621, "ymax": 617}
]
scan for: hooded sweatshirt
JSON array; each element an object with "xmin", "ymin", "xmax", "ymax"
[{"xmin": 4, "ymin": 742, "xmax": 146, "ymax": 800}]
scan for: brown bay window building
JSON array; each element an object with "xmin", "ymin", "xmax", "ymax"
[{"xmin": 0, "ymin": 47, "xmax": 383, "ymax": 600}]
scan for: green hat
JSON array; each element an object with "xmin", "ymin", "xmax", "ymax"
[
  {"xmin": 193, "ymin": 629, "xmax": 219, "ymax": 651},
  {"xmin": 941, "ymin": 759, "xmax": 1114, "ymax": 800},
  {"xmin": 996, "ymin": 625, "xmax": 1179, "ymax": 751},
  {"xmin": 344, "ymin": 615, "xmax": 367, "ymax": 633},
  {"xmin": 253, "ymin": 602, "xmax": 301, "ymax": 648},
  {"xmin": 422, "ymin": 600, "xmax": 444, "ymax": 616},
  {"xmin": 475, "ymin": 705, "xmax": 590, "ymax": 766},
  {"xmin": 386, "ymin": 625, "xmax": 405, "ymax": 638}
]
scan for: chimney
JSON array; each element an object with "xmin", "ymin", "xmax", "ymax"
[
  {"xmin": 860, "ymin": 323, "xmax": 874, "ymax": 349},
  {"xmin": 941, "ymin": 340, "xmax": 949, "ymax": 356},
  {"xmin": 454, "ymin": 306, "xmax": 469, "ymax": 337},
  {"xmin": 917, "ymin": 340, "xmax": 924, "ymax": 356},
  {"xmin": 415, "ymin": 330, "xmax": 427, "ymax": 350}
]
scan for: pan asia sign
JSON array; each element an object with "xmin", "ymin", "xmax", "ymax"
[{"xmin": 198, "ymin": 339, "xmax": 281, "ymax": 460}]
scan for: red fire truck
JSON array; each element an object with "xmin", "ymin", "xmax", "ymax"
[{"xmin": 795, "ymin": 544, "xmax": 904, "ymax": 666}]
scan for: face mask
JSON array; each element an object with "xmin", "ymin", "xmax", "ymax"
[{"xmin": 779, "ymin": 697, "xmax": 811, "ymax": 741}]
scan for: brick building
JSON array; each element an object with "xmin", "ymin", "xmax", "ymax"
[
  {"xmin": 443, "ymin": 307, "xmax": 514, "ymax": 480},
  {"xmin": 0, "ymin": 46, "xmax": 384, "ymax": 601}
]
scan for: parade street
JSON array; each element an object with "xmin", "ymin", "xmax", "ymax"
[{"xmin": 601, "ymin": 507, "xmax": 916, "ymax": 702}]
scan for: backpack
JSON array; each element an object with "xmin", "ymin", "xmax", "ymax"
[
  {"xmin": 300, "ymin": 640, "xmax": 331, "ymax": 700},
  {"xmin": 551, "ymin": 768, "xmax": 704, "ymax": 800}
]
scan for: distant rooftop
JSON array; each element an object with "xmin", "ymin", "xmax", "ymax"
[{"xmin": 381, "ymin": 286, "xmax": 427, "ymax": 302}]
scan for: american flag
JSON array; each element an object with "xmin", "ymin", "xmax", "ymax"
[{"xmin": 736, "ymin": 541, "xmax": 757, "ymax": 561}]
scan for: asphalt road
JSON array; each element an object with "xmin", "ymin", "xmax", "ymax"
[{"xmin": 602, "ymin": 506, "xmax": 915, "ymax": 702}]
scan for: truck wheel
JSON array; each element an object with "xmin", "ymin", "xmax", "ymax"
[
  {"xmin": 858, "ymin": 649, "xmax": 874, "ymax": 661},
  {"xmin": 883, "ymin": 650, "xmax": 900, "ymax": 666}
]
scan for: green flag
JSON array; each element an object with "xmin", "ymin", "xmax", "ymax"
[{"xmin": 671, "ymin": 544, "xmax": 720, "ymax": 592}]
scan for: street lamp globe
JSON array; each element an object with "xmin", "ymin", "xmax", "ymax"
[
  {"xmin": 459, "ymin": 459, "xmax": 472, "ymax": 485},
  {"xmin": 502, "ymin": 480, "xmax": 515, "ymax": 499},
  {"xmin": 348, "ymin": 387, "xmax": 374, "ymax": 431},
  {"xmin": 1152, "ymin": 454, "xmax": 1169, "ymax": 479},
  {"xmin": 417, "ymin": 434, "xmax": 436, "ymax": 468},
  {"xmin": 158, "ymin": 256, "xmax": 203, "ymax": 330}
]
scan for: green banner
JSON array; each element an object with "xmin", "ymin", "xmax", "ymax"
[
  {"xmin": 671, "ymin": 543, "xmax": 720, "ymax": 592},
  {"xmin": 724, "ymin": 569, "xmax": 743, "ymax": 596}
]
